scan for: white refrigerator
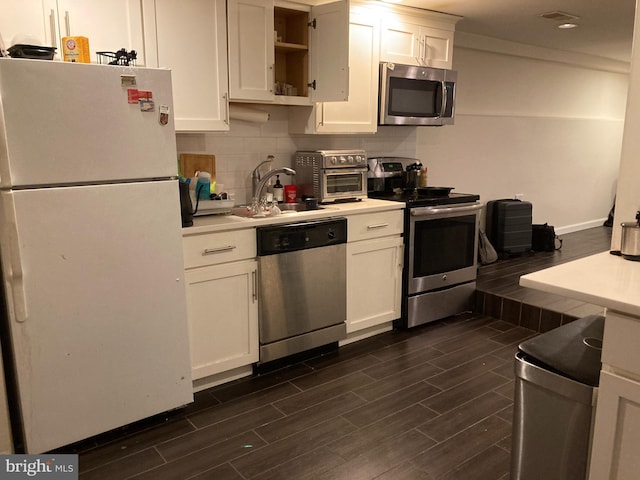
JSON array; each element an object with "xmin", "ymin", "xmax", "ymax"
[{"xmin": 0, "ymin": 59, "xmax": 193, "ymax": 453}]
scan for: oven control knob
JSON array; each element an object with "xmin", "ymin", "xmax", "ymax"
[
  {"xmin": 328, "ymin": 230, "xmax": 336, "ymax": 240},
  {"xmin": 330, "ymin": 156, "xmax": 338, "ymax": 165},
  {"xmin": 347, "ymin": 155, "xmax": 354, "ymax": 163},
  {"xmin": 442, "ymin": 274, "xmax": 447, "ymax": 281},
  {"xmin": 340, "ymin": 156, "xmax": 347, "ymax": 164}
]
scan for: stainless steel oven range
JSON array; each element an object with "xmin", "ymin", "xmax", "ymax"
[
  {"xmin": 370, "ymin": 180, "xmax": 481, "ymax": 327},
  {"xmin": 405, "ymin": 196, "xmax": 482, "ymax": 327}
]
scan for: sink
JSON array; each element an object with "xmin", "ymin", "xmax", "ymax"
[
  {"xmin": 279, "ymin": 203, "xmax": 323, "ymax": 213},
  {"xmin": 231, "ymin": 203, "xmax": 324, "ymax": 218}
]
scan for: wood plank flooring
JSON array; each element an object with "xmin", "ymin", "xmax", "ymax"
[
  {"xmin": 70, "ymin": 226, "xmax": 611, "ymax": 479},
  {"xmin": 76, "ymin": 314, "xmax": 527, "ymax": 480}
]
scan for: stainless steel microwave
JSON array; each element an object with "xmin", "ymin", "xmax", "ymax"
[{"xmin": 379, "ymin": 62, "xmax": 457, "ymax": 126}]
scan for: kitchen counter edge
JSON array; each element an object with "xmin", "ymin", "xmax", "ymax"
[
  {"xmin": 182, "ymin": 199, "xmax": 404, "ymax": 236},
  {"xmin": 519, "ymin": 251, "xmax": 640, "ymax": 317}
]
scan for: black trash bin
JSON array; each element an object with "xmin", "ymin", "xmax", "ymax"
[{"xmin": 511, "ymin": 314, "xmax": 605, "ymax": 480}]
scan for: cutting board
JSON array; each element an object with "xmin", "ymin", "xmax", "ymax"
[{"xmin": 179, "ymin": 154, "xmax": 216, "ymax": 181}]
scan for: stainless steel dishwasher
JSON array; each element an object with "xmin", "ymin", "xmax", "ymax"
[{"xmin": 256, "ymin": 217, "xmax": 347, "ymax": 363}]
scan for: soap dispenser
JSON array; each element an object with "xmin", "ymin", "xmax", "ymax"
[{"xmin": 273, "ymin": 175, "xmax": 284, "ymax": 202}]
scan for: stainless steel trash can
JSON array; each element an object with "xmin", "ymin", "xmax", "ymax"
[{"xmin": 511, "ymin": 314, "xmax": 605, "ymax": 480}]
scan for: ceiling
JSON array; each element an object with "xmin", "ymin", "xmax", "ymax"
[{"xmin": 395, "ymin": 0, "xmax": 636, "ymax": 63}]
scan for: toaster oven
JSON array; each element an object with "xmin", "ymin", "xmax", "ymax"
[{"xmin": 295, "ymin": 150, "xmax": 368, "ymax": 203}]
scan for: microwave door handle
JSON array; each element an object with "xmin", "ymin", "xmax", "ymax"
[{"xmin": 440, "ymin": 81, "xmax": 447, "ymax": 118}]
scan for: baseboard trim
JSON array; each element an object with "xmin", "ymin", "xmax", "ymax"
[{"xmin": 555, "ymin": 218, "xmax": 608, "ymax": 235}]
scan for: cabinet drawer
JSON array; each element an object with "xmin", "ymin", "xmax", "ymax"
[
  {"xmin": 348, "ymin": 210, "xmax": 403, "ymax": 242},
  {"xmin": 183, "ymin": 229, "xmax": 256, "ymax": 268}
]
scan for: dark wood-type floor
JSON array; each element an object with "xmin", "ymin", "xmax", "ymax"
[
  {"xmin": 72, "ymin": 227, "xmax": 612, "ymax": 480},
  {"xmin": 477, "ymin": 226, "xmax": 612, "ymax": 330}
]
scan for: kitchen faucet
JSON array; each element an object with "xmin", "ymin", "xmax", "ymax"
[
  {"xmin": 253, "ymin": 167, "xmax": 296, "ymax": 202},
  {"xmin": 251, "ymin": 155, "xmax": 274, "ymax": 198}
]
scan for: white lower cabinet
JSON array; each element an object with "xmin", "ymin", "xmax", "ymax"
[
  {"xmin": 588, "ymin": 310, "xmax": 640, "ymax": 479},
  {"xmin": 183, "ymin": 229, "xmax": 258, "ymax": 390},
  {"xmin": 182, "ymin": 208, "xmax": 404, "ymax": 387},
  {"xmin": 588, "ymin": 370, "xmax": 640, "ymax": 479},
  {"xmin": 347, "ymin": 236, "xmax": 403, "ymax": 333},
  {"xmin": 345, "ymin": 210, "xmax": 404, "ymax": 341}
]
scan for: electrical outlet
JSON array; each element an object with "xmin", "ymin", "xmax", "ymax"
[{"xmin": 515, "ymin": 193, "xmax": 524, "ymax": 200}]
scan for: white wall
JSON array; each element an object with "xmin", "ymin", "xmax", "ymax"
[
  {"xmin": 611, "ymin": 4, "xmax": 640, "ymax": 250},
  {"xmin": 177, "ymin": 34, "xmax": 629, "ymax": 234},
  {"xmin": 417, "ymin": 42, "xmax": 628, "ymax": 233}
]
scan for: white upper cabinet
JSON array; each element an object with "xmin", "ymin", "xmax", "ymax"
[
  {"xmin": 0, "ymin": 0, "xmax": 145, "ymax": 64},
  {"xmin": 227, "ymin": 0, "xmax": 349, "ymax": 105},
  {"xmin": 289, "ymin": 8, "xmax": 379, "ymax": 134},
  {"xmin": 228, "ymin": 0, "xmax": 275, "ymax": 102},
  {"xmin": 289, "ymin": 2, "xmax": 459, "ymax": 134},
  {"xmin": 55, "ymin": 0, "xmax": 144, "ymax": 63},
  {"xmin": 380, "ymin": 9, "xmax": 460, "ymax": 69},
  {"xmin": 308, "ymin": 0, "xmax": 349, "ymax": 103},
  {"xmin": 0, "ymin": 0, "xmax": 49, "ymax": 50},
  {"xmin": 145, "ymin": 0, "xmax": 230, "ymax": 132}
]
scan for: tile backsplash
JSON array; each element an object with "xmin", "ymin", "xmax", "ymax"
[{"xmin": 176, "ymin": 105, "xmax": 417, "ymax": 204}]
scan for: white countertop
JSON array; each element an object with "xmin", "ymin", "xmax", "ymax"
[
  {"xmin": 520, "ymin": 251, "xmax": 640, "ymax": 317},
  {"xmin": 182, "ymin": 198, "xmax": 404, "ymax": 236}
]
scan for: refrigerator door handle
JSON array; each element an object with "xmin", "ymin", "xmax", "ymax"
[
  {"xmin": 49, "ymin": 10, "xmax": 58, "ymax": 49},
  {"xmin": 64, "ymin": 11, "xmax": 71, "ymax": 37},
  {"xmin": 6, "ymin": 226, "xmax": 28, "ymax": 323}
]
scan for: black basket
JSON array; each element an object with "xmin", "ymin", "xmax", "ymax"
[{"xmin": 96, "ymin": 49, "xmax": 137, "ymax": 66}]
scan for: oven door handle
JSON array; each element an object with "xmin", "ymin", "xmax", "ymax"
[
  {"xmin": 323, "ymin": 168, "xmax": 367, "ymax": 175},
  {"xmin": 410, "ymin": 203, "xmax": 482, "ymax": 216}
]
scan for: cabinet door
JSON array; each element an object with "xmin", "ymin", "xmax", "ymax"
[
  {"xmin": 314, "ymin": 11, "xmax": 379, "ymax": 133},
  {"xmin": 228, "ymin": 0, "xmax": 275, "ymax": 102},
  {"xmin": 185, "ymin": 260, "xmax": 259, "ymax": 380},
  {"xmin": 421, "ymin": 26, "xmax": 454, "ymax": 69},
  {"xmin": 380, "ymin": 15, "xmax": 455, "ymax": 69},
  {"xmin": 380, "ymin": 17, "xmax": 422, "ymax": 66},
  {"xmin": 289, "ymin": 9, "xmax": 379, "ymax": 135},
  {"xmin": 588, "ymin": 371, "xmax": 640, "ymax": 480},
  {"xmin": 308, "ymin": 0, "xmax": 349, "ymax": 103},
  {"xmin": 152, "ymin": 0, "xmax": 229, "ymax": 132},
  {"xmin": 0, "ymin": 0, "xmax": 52, "ymax": 50},
  {"xmin": 56, "ymin": 0, "xmax": 145, "ymax": 64},
  {"xmin": 347, "ymin": 236, "xmax": 403, "ymax": 333}
]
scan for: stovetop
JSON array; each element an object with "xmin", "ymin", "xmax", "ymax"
[{"xmin": 368, "ymin": 190, "xmax": 480, "ymax": 208}]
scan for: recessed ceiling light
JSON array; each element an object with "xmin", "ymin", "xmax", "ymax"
[{"xmin": 558, "ymin": 23, "xmax": 579, "ymax": 29}]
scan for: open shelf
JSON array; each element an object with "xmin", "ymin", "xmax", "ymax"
[
  {"xmin": 275, "ymin": 41, "xmax": 308, "ymax": 53},
  {"xmin": 274, "ymin": 5, "xmax": 310, "ymax": 99}
]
